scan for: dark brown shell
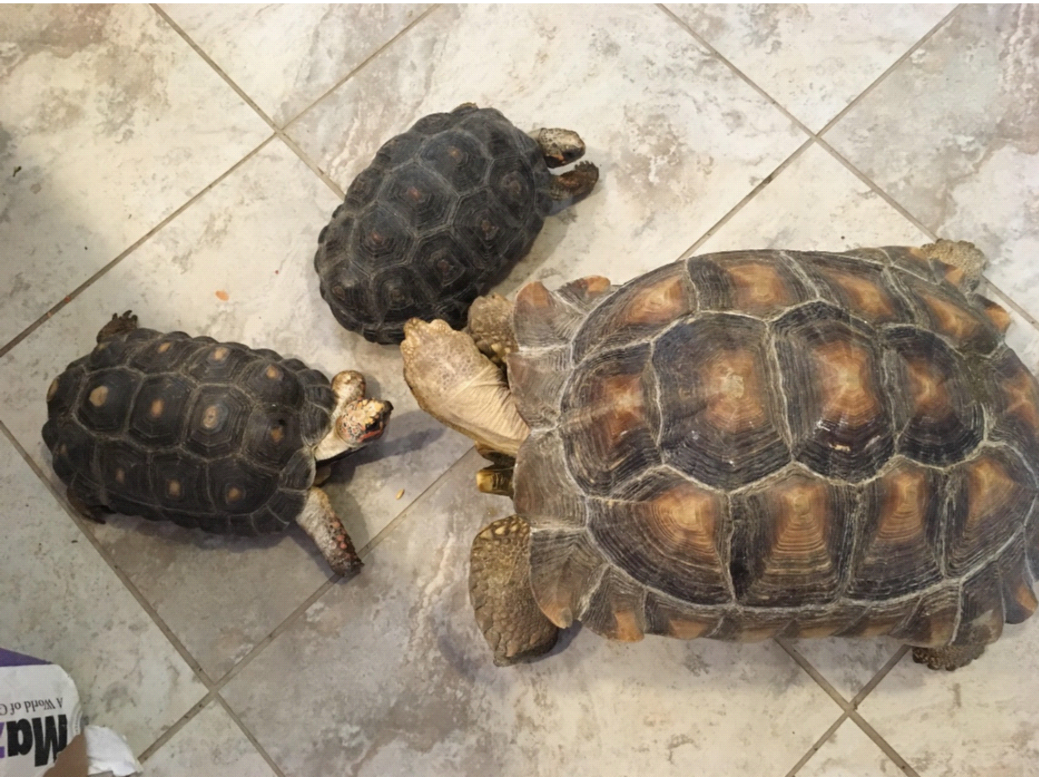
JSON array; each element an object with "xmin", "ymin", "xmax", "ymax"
[
  {"xmin": 42, "ymin": 327, "xmax": 334, "ymax": 536},
  {"xmin": 314, "ymin": 105, "xmax": 553, "ymax": 344},
  {"xmin": 509, "ymin": 247, "xmax": 1039, "ymax": 648}
]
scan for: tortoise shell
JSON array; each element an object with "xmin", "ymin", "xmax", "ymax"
[
  {"xmin": 508, "ymin": 246, "xmax": 1039, "ymax": 648},
  {"xmin": 42, "ymin": 327, "xmax": 335, "ymax": 536},
  {"xmin": 314, "ymin": 104, "xmax": 554, "ymax": 344}
]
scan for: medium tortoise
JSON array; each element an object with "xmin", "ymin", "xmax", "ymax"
[
  {"xmin": 43, "ymin": 312, "xmax": 393, "ymax": 576},
  {"xmin": 314, "ymin": 103, "xmax": 599, "ymax": 344},
  {"xmin": 402, "ymin": 240, "xmax": 1039, "ymax": 669}
]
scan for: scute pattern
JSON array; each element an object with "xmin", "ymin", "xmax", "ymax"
[
  {"xmin": 43, "ymin": 327, "xmax": 334, "ymax": 536},
  {"xmin": 315, "ymin": 105, "xmax": 553, "ymax": 344},
  {"xmin": 655, "ymin": 314, "xmax": 789, "ymax": 489},
  {"xmin": 514, "ymin": 247, "xmax": 1039, "ymax": 647},
  {"xmin": 773, "ymin": 302, "xmax": 894, "ymax": 481}
]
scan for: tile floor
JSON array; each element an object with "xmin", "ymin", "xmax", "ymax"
[{"xmin": 1, "ymin": 4, "xmax": 1038, "ymax": 776}]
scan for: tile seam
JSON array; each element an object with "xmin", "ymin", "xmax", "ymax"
[
  {"xmin": 783, "ymin": 710, "xmax": 850, "ymax": 777},
  {"xmin": 214, "ymin": 692, "xmax": 289, "ymax": 777}
]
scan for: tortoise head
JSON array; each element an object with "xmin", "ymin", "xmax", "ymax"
[
  {"xmin": 533, "ymin": 128, "xmax": 586, "ymax": 168},
  {"xmin": 334, "ymin": 397, "xmax": 393, "ymax": 450}
]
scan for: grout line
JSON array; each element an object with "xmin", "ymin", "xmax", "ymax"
[
  {"xmin": 814, "ymin": 4, "xmax": 964, "ymax": 138},
  {"xmin": 280, "ymin": 4, "xmax": 442, "ymax": 134},
  {"xmin": 848, "ymin": 710, "xmax": 923, "ymax": 777},
  {"xmin": 150, "ymin": 4, "xmax": 279, "ymax": 134},
  {"xmin": 214, "ymin": 692, "xmax": 289, "ymax": 777},
  {"xmin": 0, "ymin": 137, "xmax": 275, "ymax": 360},
  {"xmin": 776, "ymin": 638, "xmax": 921, "ymax": 776},
  {"xmin": 818, "ymin": 137, "xmax": 1039, "ymax": 336},
  {"xmin": 208, "ymin": 576, "xmax": 337, "ymax": 692},
  {"xmin": 656, "ymin": 4, "xmax": 817, "ymax": 137},
  {"xmin": 276, "ymin": 132, "xmax": 346, "ymax": 200},
  {"xmin": 276, "ymin": 3, "xmax": 443, "ymax": 200},
  {"xmin": 676, "ymin": 137, "xmax": 815, "ymax": 259},
  {"xmin": 656, "ymin": 4, "xmax": 985, "ymax": 277},
  {"xmin": 150, "ymin": 4, "xmax": 342, "ymax": 199},
  {"xmin": 774, "ymin": 637, "xmax": 854, "ymax": 713},
  {"xmin": 0, "ymin": 416, "xmax": 50, "ymax": 490},
  {"xmin": 0, "ymin": 420, "xmax": 214, "ymax": 685},
  {"xmin": 208, "ymin": 445, "xmax": 474, "ymax": 692},
  {"xmin": 137, "ymin": 692, "xmax": 214, "ymax": 763},
  {"xmin": 355, "ymin": 447, "xmax": 477, "ymax": 557},
  {"xmin": 0, "ymin": 421, "xmax": 227, "ymax": 762},
  {"xmin": 814, "ymin": 139, "xmax": 938, "ymax": 237},
  {"xmin": 783, "ymin": 711, "xmax": 850, "ymax": 777},
  {"xmin": 851, "ymin": 645, "xmax": 910, "ymax": 708},
  {"xmin": 155, "ymin": 3, "xmax": 441, "ymax": 203},
  {"xmin": 659, "ymin": 2, "xmax": 961, "ymax": 140},
  {"xmin": 986, "ymin": 281, "xmax": 1039, "ymax": 331}
]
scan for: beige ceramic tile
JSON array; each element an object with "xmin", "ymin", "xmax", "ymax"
[
  {"xmin": 695, "ymin": 141, "xmax": 931, "ymax": 256},
  {"xmin": 143, "ymin": 700, "xmax": 277, "ymax": 777},
  {"xmin": 0, "ymin": 139, "xmax": 471, "ymax": 680},
  {"xmin": 161, "ymin": 4, "xmax": 429, "ymax": 125},
  {"xmin": 222, "ymin": 450, "xmax": 843, "ymax": 777},
  {"xmin": 0, "ymin": 5, "xmax": 270, "ymax": 349},
  {"xmin": 668, "ymin": 4, "xmax": 954, "ymax": 131},
  {"xmin": 825, "ymin": 5, "xmax": 1039, "ymax": 321},
  {"xmin": 795, "ymin": 717, "xmax": 902, "ymax": 777},
  {"xmin": 287, "ymin": 3, "xmax": 807, "ymax": 294},
  {"xmin": 0, "ymin": 435, "xmax": 206, "ymax": 754},
  {"xmin": 858, "ymin": 619, "xmax": 1039, "ymax": 776}
]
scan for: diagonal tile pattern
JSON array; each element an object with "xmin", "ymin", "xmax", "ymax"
[
  {"xmin": 666, "ymin": 3, "xmax": 956, "ymax": 132},
  {"xmin": 0, "ymin": 4, "xmax": 270, "ymax": 349},
  {"xmin": 1, "ymin": 5, "xmax": 1037, "ymax": 774},
  {"xmin": 222, "ymin": 450, "xmax": 844, "ymax": 777}
]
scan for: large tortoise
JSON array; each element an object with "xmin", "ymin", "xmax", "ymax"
[
  {"xmin": 314, "ymin": 103, "xmax": 599, "ymax": 344},
  {"xmin": 402, "ymin": 241, "xmax": 1039, "ymax": 669},
  {"xmin": 43, "ymin": 312, "xmax": 392, "ymax": 576}
]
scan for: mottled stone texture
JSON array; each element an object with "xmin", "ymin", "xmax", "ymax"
[{"xmin": 0, "ymin": 4, "xmax": 1037, "ymax": 774}]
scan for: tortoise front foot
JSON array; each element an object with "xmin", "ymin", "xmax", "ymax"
[
  {"xmin": 466, "ymin": 294, "xmax": 517, "ymax": 367},
  {"xmin": 297, "ymin": 488, "xmax": 362, "ymax": 577},
  {"xmin": 547, "ymin": 161, "xmax": 599, "ymax": 212},
  {"xmin": 911, "ymin": 643, "xmax": 985, "ymax": 671},
  {"xmin": 470, "ymin": 515, "xmax": 559, "ymax": 666},
  {"xmin": 401, "ymin": 318, "xmax": 528, "ymax": 456}
]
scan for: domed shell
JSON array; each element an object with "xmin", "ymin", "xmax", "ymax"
[
  {"xmin": 508, "ymin": 247, "xmax": 1039, "ymax": 648},
  {"xmin": 315, "ymin": 104, "xmax": 554, "ymax": 344},
  {"xmin": 42, "ymin": 327, "xmax": 335, "ymax": 536}
]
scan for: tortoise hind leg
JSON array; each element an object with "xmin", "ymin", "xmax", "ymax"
[
  {"xmin": 297, "ymin": 488, "xmax": 362, "ymax": 577},
  {"xmin": 475, "ymin": 447, "xmax": 515, "ymax": 497},
  {"xmin": 476, "ymin": 463, "xmax": 514, "ymax": 497},
  {"xmin": 547, "ymin": 161, "xmax": 599, "ymax": 214},
  {"xmin": 96, "ymin": 311, "xmax": 138, "ymax": 342},
  {"xmin": 911, "ymin": 643, "xmax": 986, "ymax": 670},
  {"xmin": 470, "ymin": 515, "xmax": 559, "ymax": 666},
  {"xmin": 65, "ymin": 486, "xmax": 111, "ymax": 524},
  {"xmin": 918, "ymin": 239, "xmax": 988, "ymax": 292}
]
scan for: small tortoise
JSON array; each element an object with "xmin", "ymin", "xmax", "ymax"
[
  {"xmin": 314, "ymin": 103, "xmax": 599, "ymax": 344},
  {"xmin": 43, "ymin": 313, "xmax": 393, "ymax": 576},
  {"xmin": 402, "ymin": 241, "xmax": 1039, "ymax": 669}
]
